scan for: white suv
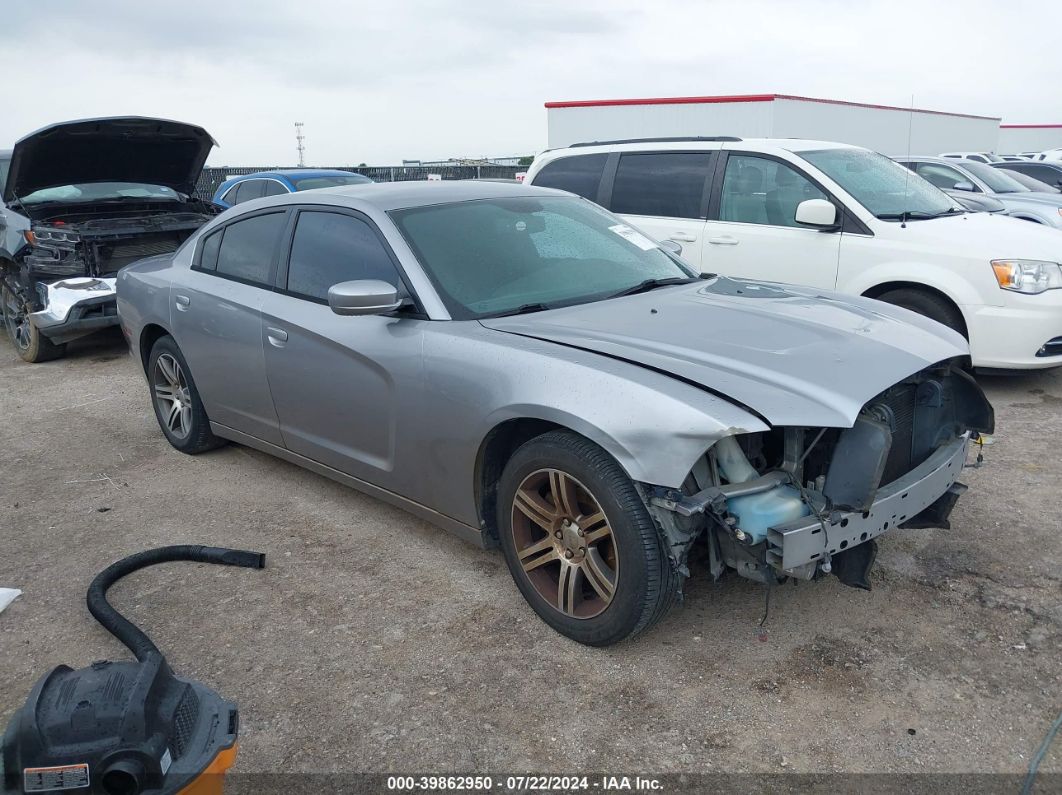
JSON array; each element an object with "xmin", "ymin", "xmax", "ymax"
[{"xmin": 525, "ymin": 137, "xmax": 1062, "ymax": 370}]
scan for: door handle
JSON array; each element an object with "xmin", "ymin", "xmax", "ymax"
[
  {"xmin": 708, "ymin": 236, "xmax": 739, "ymax": 246},
  {"xmin": 668, "ymin": 233, "xmax": 697, "ymax": 242},
  {"xmin": 266, "ymin": 327, "xmax": 288, "ymax": 347},
  {"xmin": 174, "ymin": 294, "xmax": 191, "ymax": 311}
]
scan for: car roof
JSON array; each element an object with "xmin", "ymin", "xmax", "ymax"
[
  {"xmin": 234, "ymin": 168, "xmax": 363, "ymax": 180},
  {"xmin": 545, "ymin": 138, "xmax": 862, "ymax": 157},
  {"xmin": 276, "ymin": 179, "xmax": 569, "ymax": 211}
]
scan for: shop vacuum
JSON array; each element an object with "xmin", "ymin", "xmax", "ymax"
[{"xmin": 2, "ymin": 546, "xmax": 265, "ymax": 795}]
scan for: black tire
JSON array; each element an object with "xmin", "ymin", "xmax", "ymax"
[
  {"xmin": 875, "ymin": 288, "xmax": 966, "ymax": 338},
  {"xmin": 497, "ymin": 430, "xmax": 679, "ymax": 646},
  {"xmin": 1, "ymin": 284, "xmax": 66, "ymax": 363},
  {"xmin": 146, "ymin": 335, "xmax": 224, "ymax": 454}
]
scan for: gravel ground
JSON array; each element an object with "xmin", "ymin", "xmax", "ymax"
[{"xmin": 1, "ymin": 329, "xmax": 1059, "ymax": 789}]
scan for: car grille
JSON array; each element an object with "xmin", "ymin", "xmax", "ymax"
[{"xmin": 94, "ymin": 234, "xmax": 184, "ymax": 272}]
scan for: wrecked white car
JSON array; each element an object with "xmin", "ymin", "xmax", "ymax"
[{"xmin": 0, "ymin": 117, "xmax": 217, "ymax": 362}]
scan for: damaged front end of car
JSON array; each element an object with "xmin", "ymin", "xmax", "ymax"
[
  {"xmin": 0, "ymin": 117, "xmax": 217, "ymax": 357},
  {"xmin": 645, "ymin": 359, "xmax": 994, "ymax": 590}
]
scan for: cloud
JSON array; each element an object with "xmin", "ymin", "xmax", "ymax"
[{"xmin": 0, "ymin": 0, "xmax": 1058, "ymax": 165}]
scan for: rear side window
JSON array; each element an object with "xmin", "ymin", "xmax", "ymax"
[
  {"xmin": 198, "ymin": 229, "xmax": 222, "ymax": 271},
  {"xmin": 215, "ymin": 212, "xmax": 286, "ymax": 285},
  {"xmin": 531, "ymin": 154, "xmax": 607, "ymax": 200},
  {"xmin": 610, "ymin": 152, "xmax": 713, "ymax": 219},
  {"xmin": 286, "ymin": 211, "xmax": 401, "ymax": 301}
]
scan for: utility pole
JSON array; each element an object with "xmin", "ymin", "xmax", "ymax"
[{"xmin": 295, "ymin": 122, "xmax": 306, "ymax": 167}]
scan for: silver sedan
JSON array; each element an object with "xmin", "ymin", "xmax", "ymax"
[{"xmin": 117, "ymin": 181, "xmax": 993, "ymax": 645}]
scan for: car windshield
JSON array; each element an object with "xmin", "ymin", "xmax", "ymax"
[
  {"xmin": 19, "ymin": 181, "xmax": 180, "ymax": 204},
  {"xmin": 801, "ymin": 148, "xmax": 959, "ymax": 220},
  {"xmin": 962, "ymin": 161, "xmax": 1028, "ymax": 193},
  {"xmin": 292, "ymin": 174, "xmax": 373, "ymax": 190},
  {"xmin": 1000, "ymin": 170, "xmax": 1059, "ymax": 193},
  {"xmin": 390, "ymin": 196, "xmax": 696, "ymax": 319}
]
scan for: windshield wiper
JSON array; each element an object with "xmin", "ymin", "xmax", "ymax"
[
  {"xmin": 606, "ymin": 276, "xmax": 702, "ymax": 300},
  {"xmin": 486, "ymin": 303, "xmax": 553, "ymax": 318},
  {"xmin": 877, "ymin": 208, "xmax": 963, "ymax": 221}
]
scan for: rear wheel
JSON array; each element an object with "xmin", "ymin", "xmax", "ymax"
[
  {"xmin": 147, "ymin": 335, "xmax": 224, "ymax": 454},
  {"xmin": 1, "ymin": 284, "xmax": 66, "ymax": 363},
  {"xmin": 497, "ymin": 431, "xmax": 679, "ymax": 646},
  {"xmin": 875, "ymin": 288, "xmax": 966, "ymax": 338}
]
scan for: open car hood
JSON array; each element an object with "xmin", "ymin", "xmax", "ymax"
[
  {"xmin": 3, "ymin": 116, "xmax": 216, "ymax": 203},
  {"xmin": 481, "ymin": 277, "xmax": 970, "ymax": 429}
]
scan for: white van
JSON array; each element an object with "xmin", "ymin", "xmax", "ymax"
[{"xmin": 525, "ymin": 137, "xmax": 1062, "ymax": 370}]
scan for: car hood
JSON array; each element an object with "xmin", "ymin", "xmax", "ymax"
[
  {"xmin": 480, "ymin": 277, "xmax": 969, "ymax": 428},
  {"xmin": 995, "ymin": 191, "xmax": 1062, "ymax": 209},
  {"xmin": 882, "ymin": 210, "xmax": 1062, "ymax": 259},
  {"xmin": 3, "ymin": 116, "xmax": 216, "ymax": 203}
]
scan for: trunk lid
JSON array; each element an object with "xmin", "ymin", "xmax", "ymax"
[{"xmin": 3, "ymin": 117, "xmax": 215, "ymax": 203}]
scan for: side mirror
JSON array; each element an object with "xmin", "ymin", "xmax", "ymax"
[
  {"xmin": 328, "ymin": 279, "xmax": 404, "ymax": 316},
  {"xmin": 952, "ymin": 181, "xmax": 976, "ymax": 193},
  {"xmin": 794, "ymin": 198, "xmax": 838, "ymax": 228},
  {"xmin": 658, "ymin": 239, "xmax": 683, "ymax": 256}
]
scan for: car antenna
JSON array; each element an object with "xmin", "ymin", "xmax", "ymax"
[{"xmin": 901, "ymin": 94, "xmax": 914, "ymax": 228}]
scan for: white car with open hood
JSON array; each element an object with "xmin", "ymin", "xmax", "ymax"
[
  {"xmin": 527, "ymin": 137, "xmax": 1062, "ymax": 370},
  {"xmin": 0, "ymin": 116, "xmax": 218, "ymax": 362}
]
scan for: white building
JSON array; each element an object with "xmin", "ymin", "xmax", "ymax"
[
  {"xmin": 545, "ymin": 93, "xmax": 1003, "ymax": 156},
  {"xmin": 997, "ymin": 124, "xmax": 1062, "ymax": 155}
]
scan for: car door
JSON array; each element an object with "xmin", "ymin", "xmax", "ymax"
[
  {"xmin": 260, "ymin": 207, "xmax": 424, "ymax": 492},
  {"xmin": 606, "ymin": 151, "xmax": 714, "ymax": 269},
  {"xmin": 701, "ymin": 152, "xmax": 841, "ymax": 288},
  {"xmin": 171, "ymin": 209, "xmax": 288, "ymax": 445}
]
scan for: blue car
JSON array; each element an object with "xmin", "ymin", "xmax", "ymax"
[{"xmin": 211, "ymin": 169, "xmax": 373, "ymax": 208}]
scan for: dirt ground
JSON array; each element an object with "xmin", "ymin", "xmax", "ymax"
[{"xmin": 1, "ymin": 328, "xmax": 1059, "ymax": 788}]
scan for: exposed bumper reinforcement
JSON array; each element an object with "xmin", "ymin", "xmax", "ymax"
[
  {"xmin": 30, "ymin": 277, "xmax": 118, "ymax": 343},
  {"xmin": 767, "ymin": 433, "xmax": 970, "ymax": 572}
]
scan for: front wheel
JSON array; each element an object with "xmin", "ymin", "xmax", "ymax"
[
  {"xmin": 875, "ymin": 288, "xmax": 966, "ymax": 338},
  {"xmin": 147, "ymin": 335, "xmax": 224, "ymax": 454},
  {"xmin": 1, "ymin": 284, "xmax": 66, "ymax": 363},
  {"xmin": 497, "ymin": 431, "xmax": 679, "ymax": 646}
]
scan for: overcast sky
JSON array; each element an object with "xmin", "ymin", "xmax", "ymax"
[{"xmin": 2, "ymin": 0, "xmax": 1058, "ymax": 166}]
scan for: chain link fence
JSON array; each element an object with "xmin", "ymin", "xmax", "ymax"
[{"xmin": 195, "ymin": 165, "xmax": 524, "ymax": 201}]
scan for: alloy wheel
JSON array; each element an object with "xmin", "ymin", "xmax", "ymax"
[
  {"xmin": 510, "ymin": 468, "xmax": 618, "ymax": 619},
  {"xmin": 153, "ymin": 353, "xmax": 192, "ymax": 439},
  {"xmin": 2, "ymin": 288, "xmax": 32, "ymax": 352}
]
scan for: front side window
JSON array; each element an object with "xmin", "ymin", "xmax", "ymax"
[
  {"xmin": 234, "ymin": 179, "xmax": 267, "ymax": 204},
  {"xmin": 215, "ymin": 212, "xmax": 286, "ymax": 285},
  {"xmin": 391, "ymin": 196, "xmax": 694, "ymax": 319},
  {"xmin": 262, "ymin": 180, "xmax": 288, "ymax": 197},
  {"xmin": 802, "ymin": 148, "xmax": 958, "ymax": 220},
  {"xmin": 719, "ymin": 155, "xmax": 827, "ymax": 227},
  {"xmin": 610, "ymin": 152, "xmax": 712, "ymax": 219},
  {"xmin": 530, "ymin": 154, "xmax": 607, "ymax": 201},
  {"xmin": 286, "ymin": 211, "xmax": 400, "ymax": 301},
  {"xmin": 913, "ymin": 162, "xmax": 972, "ymax": 191}
]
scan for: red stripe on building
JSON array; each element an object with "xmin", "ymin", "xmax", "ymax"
[{"xmin": 544, "ymin": 93, "xmax": 1000, "ymax": 121}]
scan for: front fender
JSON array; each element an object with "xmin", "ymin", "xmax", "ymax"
[
  {"xmin": 420, "ymin": 325, "xmax": 770, "ymax": 527},
  {"xmin": 841, "ymin": 259, "xmax": 992, "ymax": 310}
]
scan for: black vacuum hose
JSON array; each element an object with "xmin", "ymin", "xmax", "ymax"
[{"xmin": 86, "ymin": 545, "xmax": 266, "ymax": 662}]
